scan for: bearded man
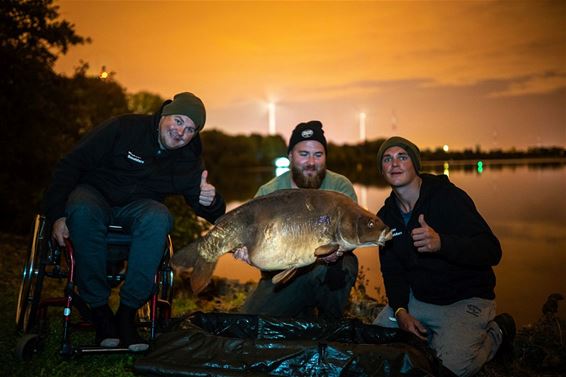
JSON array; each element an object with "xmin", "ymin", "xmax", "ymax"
[{"xmin": 242, "ymin": 120, "xmax": 359, "ymax": 320}]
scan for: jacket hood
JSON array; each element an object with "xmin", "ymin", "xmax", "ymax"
[{"xmin": 419, "ymin": 173, "xmax": 453, "ymax": 200}]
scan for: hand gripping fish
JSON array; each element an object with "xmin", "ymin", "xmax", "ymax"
[{"xmin": 171, "ymin": 189, "xmax": 393, "ymax": 294}]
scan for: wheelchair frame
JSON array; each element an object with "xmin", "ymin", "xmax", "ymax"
[{"xmin": 15, "ymin": 214, "xmax": 175, "ymax": 360}]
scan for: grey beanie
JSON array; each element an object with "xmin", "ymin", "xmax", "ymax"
[
  {"xmin": 376, "ymin": 136, "xmax": 421, "ymax": 174},
  {"xmin": 161, "ymin": 92, "xmax": 206, "ymax": 131},
  {"xmin": 288, "ymin": 120, "xmax": 327, "ymax": 153}
]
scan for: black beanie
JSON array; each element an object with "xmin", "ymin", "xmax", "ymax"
[
  {"xmin": 376, "ymin": 136, "xmax": 421, "ymax": 174},
  {"xmin": 288, "ymin": 120, "xmax": 327, "ymax": 153},
  {"xmin": 161, "ymin": 92, "xmax": 206, "ymax": 131}
]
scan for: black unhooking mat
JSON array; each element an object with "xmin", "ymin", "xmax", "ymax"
[{"xmin": 134, "ymin": 312, "xmax": 454, "ymax": 377}]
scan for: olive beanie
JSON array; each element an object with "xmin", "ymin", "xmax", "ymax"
[
  {"xmin": 161, "ymin": 92, "xmax": 206, "ymax": 131},
  {"xmin": 376, "ymin": 136, "xmax": 421, "ymax": 174}
]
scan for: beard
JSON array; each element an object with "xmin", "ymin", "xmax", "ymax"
[{"xmin": 291, "ymin": 164, "xmax": 326, "ymax": 189}]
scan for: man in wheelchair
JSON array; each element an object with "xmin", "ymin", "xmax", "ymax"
[{"xmin": 41, "ymin": 92, "xmax": 226, "ymax": 351}]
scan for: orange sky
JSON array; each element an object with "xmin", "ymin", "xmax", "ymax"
[{"xmin": 54, "ymin": 0, "xmax": 565, "ymax": 150}]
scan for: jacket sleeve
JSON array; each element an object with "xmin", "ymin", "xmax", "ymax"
[
  {"xmin": 189, "ymin": 193, "xmax": 226, "ymax": 224},
  {"xmin": 42, "ymin": 118, "xmax": 119, "ymax": 223},
  {"xmin": 377, "ymin": 207, "xmax": 411, "ymax": 311},
  {"xmin": 379, "ymin": 245, "xmax": 412, "ymax": 311},
  {"xmin": 436, "ymin": 186, "xmax": 502, "ymax": 266}
]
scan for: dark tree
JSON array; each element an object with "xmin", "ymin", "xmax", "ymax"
[
  {"xmin": 127, "ymin": 91, "xmax": 165, "ymax": 115},
  {"xmin": 0, "ymin": 0, "xmax": 88, "ymax": 232}
]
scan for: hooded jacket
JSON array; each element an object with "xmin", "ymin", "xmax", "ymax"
[
  {"xmin": 43, "ymin": 101, "xmax": 225, "ymax": 224},
  {"xmin": 378, "ymin": 173, "xmax": 501, "ymax": 311}
]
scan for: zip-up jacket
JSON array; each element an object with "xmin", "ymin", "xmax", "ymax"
[
  {"xmin": 378, "ymin": 173, "xmax": 501, "ymax": 311},
  {"xmin": 43, "ymin": 102, "xmax": 226, "ymax": 224}
]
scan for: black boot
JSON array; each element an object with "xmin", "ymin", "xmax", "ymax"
[
  {"xmin": 91, "ymin": 304, "xmax": 119, "ymax": 347},
  {"xmin": 116, "ymin": 304, "xmax": 149, "ymax": 352}
]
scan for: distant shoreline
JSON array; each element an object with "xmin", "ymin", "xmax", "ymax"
[
  {"xmin": 422, "ymin": 157, "xmax": 566, "ymax": 166},
  {"xmin": 245, "ymin": 157, "xmax": 566, "ymax": 172}
]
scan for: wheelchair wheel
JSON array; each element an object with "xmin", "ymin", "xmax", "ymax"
[
  {"xmin": 138, "ymin": 237, "xmax": 174, "ymax": 329},
  {"xmin": 16, "ymin": 215, "xmax": 48, "ymax": 333},
  {"xmin": 15, "ymin": 333, "xmax": 42, "ymax": 361},
  {"xmin": 159, "ymin": 237, "xmax": 175, "ymax": 304}
]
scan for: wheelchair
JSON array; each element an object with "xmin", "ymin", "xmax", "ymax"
[{"xmin": 15, "ymin": 214, "xmax": 175, "ymax": 360}]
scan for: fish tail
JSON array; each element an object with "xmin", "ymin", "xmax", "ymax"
[{"xmin": 171, "ymin": 241, "xmax": 217, "ymax": 295}]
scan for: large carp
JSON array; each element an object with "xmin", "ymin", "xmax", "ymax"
[{"xmin": 171, "ymin": 189, "xmax": 392, "ymax": 294}]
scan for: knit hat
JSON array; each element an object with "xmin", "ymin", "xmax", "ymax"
[
  {"xmin": 288, "ymin": 120, "xmax": 327, "ymax": 153},
  {"xmin": 376, "ymin": 136, "xmax": 421, "ymax": 174},
  {"xmin": 161, "ymin": 92, "xmax": 206, "ymax": 131}
]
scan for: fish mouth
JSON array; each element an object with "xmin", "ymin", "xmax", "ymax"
[
  {"xmin": 357, "ymin": 227, "xmax": 393, "ymax": 247},
  {"xmin": 377, "ymin": 227, "xmax": 394, "ymax": 246}
]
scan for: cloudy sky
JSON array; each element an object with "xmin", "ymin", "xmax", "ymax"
[{"xmin": 54, "ymin": 0, "xmax": 565, "ymax": 150}]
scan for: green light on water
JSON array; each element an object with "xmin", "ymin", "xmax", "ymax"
[{"xmin": 477, "ymin": 161, "xmax": 483, "ymax": 173}]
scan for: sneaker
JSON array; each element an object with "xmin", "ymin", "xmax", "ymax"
[
  {"xmin": 116, "ymin": 304, "xmax": 149, "ymax": 352},
  {"xmin": 493, "ymin": 313, "xmax": 516, "ymax": 359},
  {"xmin": 91, "ymin": 304, "xmax": 120, "ymax": 348}
]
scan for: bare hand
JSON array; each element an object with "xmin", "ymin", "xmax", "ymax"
[
  {"xmin": 411, "ymin": 214, "xmax": 441, "ymax": 252},
  {"xmin": 52, "ymin": 217, "xmax": 69, "ymax": 247},
  {"xmin": 396, "ymin": 310, "xmax": 428, "ymax": 341},
  {"xmin": 198, "ymin": 170, "xmax": 216, "ymax": 206},
  {"xmin": 233, "ymin": 246, "xmax": 252, "ymax": 265},
  {"xmin": 319, "ymin": 250, "xmax": 344, "ymax": 263}
]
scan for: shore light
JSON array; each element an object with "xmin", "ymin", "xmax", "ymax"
[
  {"xmin": 99, "ymin": 65, "xmax": 109, "ymax": 79},
  {"xmin": 274, "ymin": 157, "xmax": 289, "ymax": 177},
  {"xmin": 274, "ymin": 157, "xmax": 289, "ymax": 168}
]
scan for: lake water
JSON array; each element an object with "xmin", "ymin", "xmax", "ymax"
[{"xmin": 210, "ymin": 160, "xmax": 566, "ymax": 326}]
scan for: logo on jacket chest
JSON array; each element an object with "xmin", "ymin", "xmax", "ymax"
[{"xmin": 127, "ymin": 151, "xmax": 145, "ymax": 164}]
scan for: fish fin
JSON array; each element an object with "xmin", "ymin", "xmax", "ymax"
[
  {"xmin": 272, "ymin": 268, "xmax": 297, "ymax": 285},
  {"xmin": 314, "ymin": 244, "xmax": 339, "ymax": 257},
  {"xmin": 171, "ymin": 242, "xmax": 218, "ymax": 295}
]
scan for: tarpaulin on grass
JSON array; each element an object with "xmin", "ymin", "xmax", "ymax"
[{"xmin": 135, "ymin": 311, "xmax": 452, "ymax": 376}]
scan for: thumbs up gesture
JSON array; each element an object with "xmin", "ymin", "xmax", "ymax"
[
  {"xmin": 411, "ymin": 214, "xmax": 441, "ymax": 252},
  {"xmin": 199, "ymin": 170, "xmax": 216, "ymax": 206}
]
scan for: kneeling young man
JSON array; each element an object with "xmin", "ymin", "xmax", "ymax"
[{"xmin": 374, "ymin": 136, "xmax": 515, "ymax": 376}]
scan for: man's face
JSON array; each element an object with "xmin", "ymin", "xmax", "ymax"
[
  {"xmin": 289, "ymin": 140, "xmax": 327, "ymax": 188},
  {"xmin": 381, "ymin": 146, "xmax": 418, "ymax": 188},
  {"xmin": 158, "ymin": 115, "xmax": 197, "ymax": 150}
]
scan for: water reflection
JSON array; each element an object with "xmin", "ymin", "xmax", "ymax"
[{"xmin": 211, "ymin": 161, "xmax": 566, "ymax": 326}]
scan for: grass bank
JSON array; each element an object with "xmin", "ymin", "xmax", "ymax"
[{"xmin": 1, "ymin": 233, "xmax": 564, "ymax": 376}]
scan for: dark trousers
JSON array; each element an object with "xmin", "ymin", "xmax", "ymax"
[
  {"xmin": 65, "ymin": 184, "xmax": 172, "ymax": 309},
  {"xmin": 242, "ymin": 253, "xmax": 358, "ymax": 320}
]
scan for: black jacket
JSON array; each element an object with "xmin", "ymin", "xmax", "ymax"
[
  {"xmin": 43, "ymin": 103, "xmax": 225, "ymax": 224},
  {"xmin": 378, "ymin": 173, "xmax": 501, "ymax": 311}
]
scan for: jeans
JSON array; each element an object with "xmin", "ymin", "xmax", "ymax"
[
  {"xmin": 242, "ymin": 253, "xmax": 358, "ymax": 320},
  {"xmin": 65, "ymin": 184, "xmax": 172, "ymax": 309},
  {"xmin": 373, "ymin": 292, "xmax": 502, "ymax": 377}
]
